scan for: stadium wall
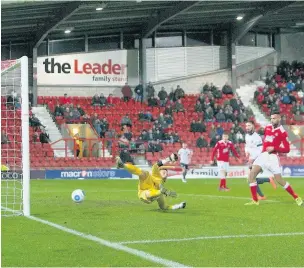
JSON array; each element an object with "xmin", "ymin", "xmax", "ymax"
[
  {"xmin": 279, "ymin": 32, "xmax": 304, "ymax": 62},
  {"xmin": 36, "ymin": 46, "xmax": 276, "ymax": 96}
]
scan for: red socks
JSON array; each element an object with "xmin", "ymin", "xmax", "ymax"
[
  {"xmin": 249, "ymin": 182, "xmax": 258, "ymax": 202},
  {"xmin": 220, "ymin": 178, "xmax": 226, "ymax": 188},
  {"xmin": 284, "ymin": 182, "xmax": 298, "ymax": 199}
]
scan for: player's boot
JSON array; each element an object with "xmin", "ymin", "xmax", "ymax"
[
  {"xmin": 244, "ymin": 200, "xmax": 259, "ymax": 206},
  {"xmin": 269, "ymin": 177, "xmax": 277, "ymax": 189},
  {"xmin": 115, "ymin": 156, "xmax": 124, "ymax": 169},
  {"xmin": 223, "ymin": 187, "xmax": 230, "ymax": 192},
  {"xmin": 295, "ymin": 197, "xmax": 303, "ymax": 206},
  {"xmin": 182, "ymin": 178, "xmax": 187, "ymax": 183},
  {"xmin": 171, "ymin": 202, "xmax": 186, "ymax": 210},
  {"xmin": 258, "ymin": 195, "xmax": 267, "ymax": 200}
]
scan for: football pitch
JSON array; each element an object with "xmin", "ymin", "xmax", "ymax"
[{"xmin": 2, "ymin": 178, "xmax": 304, "ymax": 267}]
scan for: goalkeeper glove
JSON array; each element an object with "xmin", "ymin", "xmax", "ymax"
[
  {"xmin": 169, "ymin": 153, "xmax": 178, "ymax": 162},
  {"xmin": 161, "ymin": 187, "xmax": 177, "ymax": 198}
]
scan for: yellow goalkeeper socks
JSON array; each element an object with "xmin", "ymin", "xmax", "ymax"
[{"xmin": 124, "ymin": 163, "xmax": 142, "ymax": 176}]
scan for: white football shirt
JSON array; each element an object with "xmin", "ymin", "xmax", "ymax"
[
  {"xmin": 245, "ymin": 132, "xmax": 263, "ymax": 160},
  {"xmin": 178, "ymin": 148, "xmax": 192, "ymax": 164}
]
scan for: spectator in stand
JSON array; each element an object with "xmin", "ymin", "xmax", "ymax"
[
  {"xmin": 29, "ymin": 90, "xmax": 33, "ymax": 107},
  {"xmin": 174, "ymin": 99, "xmax": 185, "ymax": 113},
  {"xmin": 147, "ymin": 129, "xmax": 154, "ymax": 141},
  {"xmin": 210, "ymin": 134, "xmax": 220, "ymax": 147},
  {"xmin": 287, "ymin": 80, "xmax": 295, "ymax": 92},
  {"xmin": 158, "ymin": 87, "xmax": 168, "ymax": 107},
  {"xmin": 225, "ymin": 109, "xmax": 236, "ymax": 122},
  {"xmin": 168, "ymin": 89, "xmax": 177, "ymax": 102},
  {"xmin": 154, "ymin": 140, "xmax": 163, "ymax": 152},
  {"xmin": 175, "ymin": 85, "xmax": 185, "ymax": 99},
  {"xmin": 121, "ymin": 115, "xmax": 132, "ymax": 128},
  {"xmin": 121, "ymin": 82, "xmax": 132, "ymax": 102},
  {"xmin": 100, "ymin": 118, "xmax": 109, "ymax": 138},
  {"xmin": 120, "ymin": 149, "xmax": 134, "ymax": 164},
  {"xmin": 215, "ymin": 109, "xmax": 226, "ymax": 122},
  {"xmin": 195, "ymin": 100, "xmax": 203, "ymax": 112},
  {"xmin": 76, "ymin": 104, "xmax": 85, "ymax": 116},
  {"xmin": 164, "ymin": 104, "xmax": 173, "ymax": 116},
  {"xmin": 1, "ymin": 130, "xmax": 9, "ymax": 144},
  {"xmin": 213, "ymin": 103, "xmax": 221, "ymax": 114},
  {"xmin": 164, "ymin": 114, "xmax": 173, "ymax": 126},
  {"xmin": 154, "ymin": 129, "xmax": 163, "ymax": 141},
  {"xmin": 30, "ymin": 114, "xmax": 46, "ymax": 130},
  {"xmin": 172, "ymin": 132, "xmax": 180, "ymax": 143},
  {"xmin": 201, "ymin": 82, "xmax": 209, "ymax": 93},
  {"xmin": 196, "ymin": 135, "xmax": 208, "ymax": 148},
  {"xmin": 294, "ymin": 111, "xmax": 303, "ymax": 123},
  {"xmin": 281, "ymin": 115, "xmax": 287, "ymax": 125},
  {"xmin": 222, "ymin": 82, "xmax": 233, "ymax": 95},
  {"xmin": 190, "ymin": 119, "xmax": 197, "ymax": 133},
  {"xmin": 257, "ymin": 92, "xmax": 265, "ymax": 105},
  {"xmin": 196, "ymin": 119, "xmax": 206, "ymax": 133},
  {"xmin": 92, "ymin": 114, "xmax": 101, "ymax": 136},
  {"xmin": 62, "ymin": 93, "xmax": 71, "ymax": 105},
  {"xmin": 146, "ymin": 82, "xmax": 155, "ymax": 98},
  {"xmin": 236, "ymin": 130, "xmax": 244, "ymax": 143},
  {"xmin": 54, "ymin": 103, "xmax": 64, "ymax": 116},
  {"xmin": 92, "ymin": 93, "xmax": 101, "ymax": 106},
  {"xmin": 216, "ymin": 125, "xmax": 224, "ymax": 137},
  {"xmin": 71, "ymin": 107, "xmax": 81, "ymax": 121},
  {"xmin": 123, "ymin": 127, "xmax": 132, "ymax": 141},
  {"xmin": 134, "ymin": 82, "xmax": 144, "ymax": 102},
  {"xmin": 229, "ymin": 129, "xmax": 237, "ymax": 143},
  {"xmin": 14, "ymin": 97, "xmax": 21, "ymax": 110},
  {"xmin": 281, "ymin": 92, "xmax": 291, "ymax": 104},
  {"xmin": 148, "ymin": 96, "xmax": 158, "ymax": 107},
  {"xmin": 39, "ymin": 129, "xmax": 50, "ymax": 144},
  {"xmin": 139, "ymin": 130, "xmax": 149, "ymax": 141},
  {"xmin": 295, "ymin": 80, "xmax": 302, "ymax": 91},
  {"xmin": 99, "ymin": 93, "xmax": 107, "ymax": 106},
  {"xmin": 204, "ymin": 107, "xmax": 214, "ymax": 122},
  {"xmin": 157, "ymin": 113, "xmax": 165, "ymax": 127},
  {"xmin": 6, "ymin": 90, "xmax": 18, "ymax": 109},
  {"xmin": 209, "ymin": 124, "xmax": 217, "ymax": 139},
  {"xmin": 213, "ymin": 88, "xmax": 222, "ymax": 99},
  {"xmin": 107, "ymin": 93, "xmax": 115, "ymax": 106},
  {"xmin": 292, "ymin": 102, "xmax": 301, "ymax": 115}
]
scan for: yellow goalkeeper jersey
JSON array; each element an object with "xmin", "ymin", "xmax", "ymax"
[{"xmin": 138, "ymin": 163, "xmax": 165, "ymax": 191}]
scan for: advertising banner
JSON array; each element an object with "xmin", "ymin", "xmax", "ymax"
[
  {"xmin": 37, "ymin": 50, "xmax": 128, "ymax": 86},
  {"xmin": 282, "ymin": 166, "xmax": 304, "ymax": 177},
  {"xmin": 45, "ymin": 169, "xmax": 132, "ymax": 179}
]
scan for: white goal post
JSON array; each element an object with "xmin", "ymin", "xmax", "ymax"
[{"xmin": 1, "ymin": 56, "xmax": 30, "ymax": 216}]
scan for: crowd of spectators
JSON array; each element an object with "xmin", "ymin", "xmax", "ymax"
[{"xmin": 254, "ymin": 61, "xmax": 304, "ymax": 123}]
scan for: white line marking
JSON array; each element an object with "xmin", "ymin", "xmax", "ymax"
[
  {"xmin": 181, "ymin": 193, "xmax": 279, "ymax": 202},
  {"xmin": 118, "ymin": 232, "xmax": 304, "ymax": 245},
  {"xmin": 1, "ymin": 206, "xmax": 189, "ymax": 268}
]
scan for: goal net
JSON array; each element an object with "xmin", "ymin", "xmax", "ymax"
[{"xmin": 1, "ymin": 56, "xmax": 30, "ymax": 216}]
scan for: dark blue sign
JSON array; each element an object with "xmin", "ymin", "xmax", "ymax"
[
  {"xmin": 45, "ymin": 169, "xmax": 132, "ymax": 179},
  {"xmin": 282, "ymin": 166, "xmax": 304, "ymax": 177}
]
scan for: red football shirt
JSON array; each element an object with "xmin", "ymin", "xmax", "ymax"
[
  {"xmin": 263, "ymin": 124, "xmax": 290, "ymax": 154},
  {"xmin": 211, "ymin": 140, "xmax": 239, "ymax": 162}
]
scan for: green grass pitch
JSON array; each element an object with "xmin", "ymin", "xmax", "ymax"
[{"xmin": 2, "ymin": 178, "xmax": 304, "ymax": 267}]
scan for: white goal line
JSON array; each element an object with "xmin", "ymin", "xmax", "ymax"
[
  {"xmin": 1, "ymin": 206, "xmax": 189, "ymax": 267},
  {"xmin": 117, "ymin": 232, "xmax": 304, "ymax": 245}
]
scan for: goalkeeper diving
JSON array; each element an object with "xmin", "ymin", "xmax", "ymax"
[{"xmin": 116, "ymin": 153, "xmax": 186, "ymax": 210}]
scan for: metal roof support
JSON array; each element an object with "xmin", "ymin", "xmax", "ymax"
[
  {"xmin": 141, "ymin": 1, "xmax": 198, "ymax": 38},
  {"xmin": 32, "ymin": 2, "xmax": 81, "ymax": 106},
  {"xmin": 139, "ymin": 38, "xmax": 147, "ymax": 99},
  {"xmin": 232, "ymin": 1, "xmax": 294, "ymax": 43},
  {"xmin": 34, "ymin": 2, "xmax": 81, "ymax": 48},
  {"xmin": 227, "ymin": 27, "xmax": 237, "ymax": 91}
]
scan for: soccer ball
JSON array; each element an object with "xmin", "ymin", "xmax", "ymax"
[{"xmin": 71, "ymin": 189, "xmax": 85, "ymax": 203}]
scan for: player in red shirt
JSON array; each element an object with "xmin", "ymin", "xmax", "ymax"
[
  {"xmin": 246, "ymin": 111, "xmax": 303, "ymax": 206},
  {"xmin": 211, "ymin": 133, "xmax": 239, "ymax": 191}
]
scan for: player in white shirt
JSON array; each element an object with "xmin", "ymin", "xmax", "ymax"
[
  {"xmin": 178, "ymin": 143, "xmax": 192, "ymax": 183},
  {"xmin": 245, "ymin": 121, "xmax": 276, "ymax": 200}
]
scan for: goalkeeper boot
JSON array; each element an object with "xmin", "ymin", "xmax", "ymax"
[
  {"xmin": 171, "ymin": 202, "xmax": 186, "ymax": 210},
  {"xmin": 244, "ymin": 200, "xmax": 259, "ymax": 206},
  {"xmin": 295, "ymin": 197, "xmax": 303, "ymax": 207},
  {"xmin": 115, "ymin": 157, "xmax": 124, "ymax": 169}
]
